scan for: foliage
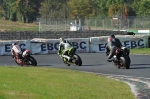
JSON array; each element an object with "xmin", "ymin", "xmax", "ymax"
[
  {"xmin": 67, "ymin": 0, "xmax": 98, "ymax": 18},
  {"xmin": 39, "ymin": 0, "xmax": 66, "ymax": 19},
  {"xmin": 108, "ymin": 4, "xmax": 129, "ymax": 18},
  {"xmin": 0, "ymin": 0, "xmax": 150, "ymax": 23}
]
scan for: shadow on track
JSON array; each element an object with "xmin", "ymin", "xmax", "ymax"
[
  {"xmin": 37, "ymin": 65, "xmax": 52, "ymax": 66},
  {"xmin": 82, "ymin": 64, "xmax": 103, "ymax": 66},
  {"xmin": 130, "ymin": 64, "xmax": 150, "ymax": 69},
  {"xmin": 131, "ymin": 64, "xmax": 150, "ymax": 66}
]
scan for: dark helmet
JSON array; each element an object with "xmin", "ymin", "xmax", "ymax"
[
  {"xmin": 110, "ymin": 34, "xmax": 115, "ymax": 39},
  {"xmin": 12, "ymin": 43, "xmax": 17, "ymax": 46}
]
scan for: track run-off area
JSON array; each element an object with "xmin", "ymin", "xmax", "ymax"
[{"xmin": 0, "ymin": 53, "xmax": 150, "ymax": 99}]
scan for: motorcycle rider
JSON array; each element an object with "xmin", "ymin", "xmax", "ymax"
[
  {"xmin": 58, "ymin": 38, "xmax": 73, "ymax": 61},
  {"xmin": 11, "ymin": 42, "xmax": 23, "ymax": 65},
  {"xmin": 105, "ymin": 34, "xmax": 122, "ymax": 63}
]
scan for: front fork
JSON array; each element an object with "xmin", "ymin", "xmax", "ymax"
[{"xmin": 113, "ymin": 55, "xmax": 120, "ymax": 65}]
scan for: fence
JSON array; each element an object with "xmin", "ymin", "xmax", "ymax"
[{"xmin": 38, "ymin": 17, "xmax": 150, "ymax": 32}]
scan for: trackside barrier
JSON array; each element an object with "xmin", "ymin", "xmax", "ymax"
[
  {"xmin": 0, "ymin": 35, "xmax": 149, "ymax": 55},
  {"xmin": 31, "ymin": 38, "xmax": 90, "ymax": 54},
  {"xmin": 90, "ymin": 35, "xmax": 149, "ymax": 53},
  {"xmin": 149, "ymin": 37, "xmax": 150, "ymax": 48},
  {"xmin": 0, "ymin": 40, "xmax": 31, "ymax": 55}
]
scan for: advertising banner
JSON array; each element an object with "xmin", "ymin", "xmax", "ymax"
[
  {"xmin": 90, "ymin": 35, "xmax": 149, "ymax": 52},
  {"xmin": 31, "ymin": 38, "xmax": 89, "ymax": 54},
  {"xmin": 0, "ymin": 40, "xmax": 31, "ymax": 55}
]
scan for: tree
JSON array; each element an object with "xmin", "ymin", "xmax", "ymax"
[
  {"xmin": 108, "ymin": 3, "xmax": 130, "ymax": 18},
  {"xmin": 67, "ymin": 0, "xmax": 98, "ymax": 18},
  {"xmin": 16, "ymin": 0, "xmax": 43, "ymax": 23},
  {"xmin": 136, "ymin": 0, "xmax": 150, "ymax": 16},
  {"xmin": 0, "ymin": 0, "xmax": 16, "ymax": 20},
  {"xmin": 39, "ymin": 0, "xmax": 67, "ymax": 19}
]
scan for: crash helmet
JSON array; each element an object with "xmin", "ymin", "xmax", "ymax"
[
  {"xmin": 107, "ymin": 37, "xmax": 112, "ymax": 42},
  {"xmin": 12, "ymin": 42, "xmax": 17, "ymax": 46},
  {"xmin": 60, "ymin": 38, "xmax": 65, "ymax": 43},
  {"xmin": 110, "ymin": 34, "xmax": 115, "ymax": 39}
]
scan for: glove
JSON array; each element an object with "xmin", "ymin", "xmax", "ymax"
[{"xmin": 106, "ymin": 52, "xmax": 109, "ymax": 56}]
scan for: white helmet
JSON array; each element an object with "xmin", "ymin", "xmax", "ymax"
[{"xmin": 60, "ymin": 38, "xmax": 65, "ymax": 43}]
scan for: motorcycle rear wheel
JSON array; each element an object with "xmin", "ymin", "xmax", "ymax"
[
  {"xmin": 120, "ymin": 57, "xmax": 130, "ymax": 69},
  {"xmin": 73, "ymin": 54, "xmax": 82, "ymax": 66},
  {"xmin": 24, "ymin": 56, "xmax": 37, "ymax": 66}
]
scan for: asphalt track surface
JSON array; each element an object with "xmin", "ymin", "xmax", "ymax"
[
  {"xmin": 0, "ymin": 53, "xmax": 150, "ymax": 99},
  {"xmin": 0, "ymin": 53, "xmax": 149, "ymax": 78}
]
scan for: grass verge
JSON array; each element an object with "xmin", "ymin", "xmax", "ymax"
[
  {"xmin": 0, "ymin": 18, "xmax": 38, "ymax": 31},
  {"xmin": 0, "ymin": 66, "xmax": 135, "ymax": 99},
  {"xmin": 130, "ymin": 48, "xmax": 150, "ymax": 55}
]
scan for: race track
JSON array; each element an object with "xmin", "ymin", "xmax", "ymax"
[
  {"xmin": 0, "ymin": 53, "xmax": 150, "ymax": 78},
  {"xmin": 1, "ymin": 53, "xmax": 150, "ymax": 99}
]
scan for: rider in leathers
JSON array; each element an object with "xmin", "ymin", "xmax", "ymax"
[
  {"xmin": 105, "ymin": 35, "xmax": 122, "ymax": 63},
  {"xmin": 11, "ymin": 42, "xmax": 24, "ymax": 65},
  {"xmin": 58, "ymin": 38, "xmax": 72, "ymax": 61}
]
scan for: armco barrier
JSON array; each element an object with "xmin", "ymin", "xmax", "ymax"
[{"xmin": 0, "ymin": 35, "xmax": 149, "ymax": 55}]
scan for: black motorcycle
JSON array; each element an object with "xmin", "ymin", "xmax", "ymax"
[{"xmin": 112, "ymin": 47, "xmax": 131, "ymax": 69}]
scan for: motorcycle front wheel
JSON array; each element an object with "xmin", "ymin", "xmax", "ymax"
[{"xmin": 24, "ymin": 56, "xmax": 37, "ymax": 66}]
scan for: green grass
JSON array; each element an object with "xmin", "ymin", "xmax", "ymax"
[
  {"xmin": 0, "ymin": 66, "xmax": 135, "ymax": 99},
  {"xmin": 0, "ymin": 18, "xmax": 39, "ymax": 31},
  {"xmin": 130, "ymin": 48, "xmax": 150, "ymax": 55}
]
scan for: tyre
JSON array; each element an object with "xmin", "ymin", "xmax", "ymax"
[
  {"xmin": 120, "ymin": 57, "xmax": 130, "ymax": 69},
  {"xmin": 127, "ymin": 56, "xmax": 131, "ymax": 66},
  {"xmin": 25, "ymin": 56, "xmax": 37, "ymax": 66},
  {"xmin": 74, "ymin": 54, "xmax": 82, "ymax": 66}
]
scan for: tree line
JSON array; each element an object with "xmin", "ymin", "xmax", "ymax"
[{"xmin": 0, "ymin": 0, "xmax": 150, "ymax": 23}]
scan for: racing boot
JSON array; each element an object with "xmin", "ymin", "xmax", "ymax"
[
  {"xmin": 107, "ymin": 58, "xmax": 113, "ymax": 62},
  {"xmin": 17, "ymin": 59, "xmax": 24, "ymax": 66},
  {"xmin": 62, "ymin": 55, "xmax": 71, "ymax": 62},
  {"xmin": 66, "ymin": 56, "xmax": 71, "ymax": 62}
]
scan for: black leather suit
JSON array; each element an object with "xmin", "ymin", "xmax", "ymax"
[{"xmin": 105, "ymin": 38, "xmax": 122, "ymax": 61}]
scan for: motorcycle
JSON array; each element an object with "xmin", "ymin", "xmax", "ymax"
[
  {"xmin": 112, "ymin": 47, "xmax": 131, "ymax": 69},
  {"xmin": 58, "ymin": 47, "xmax": 82, "ymax": 66},
  {"xmin": 12, "ymin": 49, "xmax": 37, "ymax": 66}
]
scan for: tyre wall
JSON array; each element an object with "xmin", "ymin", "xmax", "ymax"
[{"xmin": 0, "ymin": 30, "xmax": 134, "ymax": 40}]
